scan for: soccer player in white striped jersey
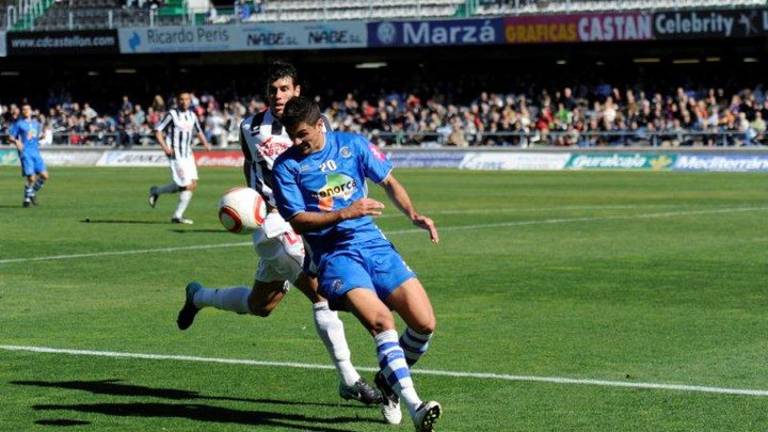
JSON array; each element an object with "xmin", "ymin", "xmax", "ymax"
[
  {"xmin": 148, "ymin": 92, "xmax": 211, "ymax": 224},
  {"xmin": 175, "ymin": 62, "xmax": 382, "ymax": 408}
]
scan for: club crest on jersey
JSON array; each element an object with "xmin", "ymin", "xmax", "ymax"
[
  {"xmin": 340, "ymin": 146, "xmax": 352, "ymax": 158},
  {"xmin": 313, "ymin": 173, "xmax": 357, "ymax": 211}
]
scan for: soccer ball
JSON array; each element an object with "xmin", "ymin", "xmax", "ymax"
[{"xmin": 218, "ymin": 187, "xmax": 266, "ymax": 234}]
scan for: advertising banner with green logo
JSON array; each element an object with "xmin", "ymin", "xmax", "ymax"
[
  {"xmin": 566, "ymin": 153, "xmax": 676, "ymax": 170},
  {"xmin": 0, "ymin": 149, "xmax": 19, "ymax": 166}
]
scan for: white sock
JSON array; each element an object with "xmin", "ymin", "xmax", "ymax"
[
  {"xmin": 313, "ymin": 301, "xmax": 360, "ymax": 387},
  {"xmin": 173, "ymin": 190, "xmax": 192, "ymax": 219},
  {"xmin": 193, "ymin": 286, "xmax": 251, "ymax": 314},
  {"xmin": 375, "ymin": 329, "xmax": 422, "ymax": 417},
  {"xmin": 156, "ymin": 183, "xmax": 180, "ymax": 194}
]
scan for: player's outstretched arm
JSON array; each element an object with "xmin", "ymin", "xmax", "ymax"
[
  {"xmin": 155, "ymin": 130, "xmax": 173, "ymax": 157},
  {"xmin": 379, "ymin": 174, "xmax": 439, "ymax": 244},
  {"xmin": 197, "ymin": 131, "xmax": 212, "ymax": 151},
  {"xmin": 10, "ymin": 136, "xmax": 23, "ymax": 152},
  {"xmin": 288, "ymin": 198, "xmax": 385, "ymax": 234}
]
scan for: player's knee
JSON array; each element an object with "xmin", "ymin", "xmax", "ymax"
[
  {"xmin": 414, "ymin": 319, "xmax": 436, "ymax": 335},
  {"xmin": 412, "ymin": 313, "xmax": 437, "ymax": 335},
  {"xmin": 247, "ymin": 296, "xmax": 276, "ymax": 317},
  {"xmin": 370, "ymin": 312, "xmax": 396, "ymax": 334},
  {"xmin": 250, "ymin": 303, "xmax": 275, "ymax": 317}
]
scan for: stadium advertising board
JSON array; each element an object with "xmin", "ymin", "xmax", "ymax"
[
  {"xmin": 195, "ymin": 150, "xmax": 244, "ymax": 167},
  {"xmin": 0, "ymin": 149, "xmax": 19, "ymax": 165},
  {"xmin": 119, "ymin": 22, "xmax": 366, "ymax": 53},
  {"xmin": 673, "ymin": 154, "xmax": 768, "ymax": 172},
  {"xmin": 119, "ymin": 25, "xmax": 236, "ymax": 53},
  {"xmin": 367, "ymin": 18, "xmax": 504, "ymax": 47},
  {"xmin": 241, "ymin": 21, "xmax": 366, "ymax": 50},
  {"xmin": 504, "ymin": 12, "xmax": 653, "ymax": 44},
  {"xmin": 654, "ymin": 9, "xmax": 765, "ymax": 39},
  {"xmin": 386, "ymin": 151, "xmax": 466, "ymax": 168},
  {"xmin": 6, "ymin": 30, "xmax": 118, "ymax": 55},
  {"xmin": 460, "ymin": 152, "xmax": 571, "ymax": 170},
  {"xmin": 96, "ymin": 150, "xmax": 168, "ymax": 167},
  {"xmin": 0, "ymin": 31, "xmax": 6, "ymax": 57},
  {"xmin": 566, "ymin": 153, "xmax": 676, "ymax": 170},
  {"xmin": 40, "ymin": 149, "xmax": 104, "ymax": 166}
]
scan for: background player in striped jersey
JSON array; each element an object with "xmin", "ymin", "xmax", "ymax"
[
  {"xmin": 9, "ymin": 104, "xmax": 49, "ymax": 208},
  {"xmin": 176, "ymin": 62, "xmax": 382, "ymax": 407},
  {"xmin": 148, "ymin": 91, "xmax": 211, "ymax": 224}
]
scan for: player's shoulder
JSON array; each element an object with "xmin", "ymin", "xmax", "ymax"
[
  {"xmin": 273, "ymin": 145, "xmax": 302, "ymax": 170},
  {"xmin": 241, "ymin": 109, "xmax": 269, "ymax": 132}
]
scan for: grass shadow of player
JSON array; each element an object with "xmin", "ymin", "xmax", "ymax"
[
  {"xmin": 12, "ymin": 379, "xmax": 369, "ymax": 410},
  {"xmin": 34, "ymin": 419, "xmax": 91, "ymax": 427},
  {"xmin": 169, "ymin": 229, "xmax": 229, "ymax": 234},
  {"xmin": 80, "ymin": 219, "xmax": 168, "ymax": 225},
  {"xmin": 33, "ymin": 402, "xmax": 371, "ymax": 432}
]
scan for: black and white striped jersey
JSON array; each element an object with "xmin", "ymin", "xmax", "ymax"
[
  {"xmin": 155, "ymin": 109, "xmax": 202, "ymax": 159},
  {"xmin": 240, "ymin": 109, "xmax": 330, "ymax": 207}
]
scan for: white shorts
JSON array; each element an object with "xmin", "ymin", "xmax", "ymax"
[
  {"xmin": 252, "ymin": 228, "xmax": 305, "ymax": 284},
  {"xmin": 170, "ymin": 157, "xmax": 198, "ymax": 187}
]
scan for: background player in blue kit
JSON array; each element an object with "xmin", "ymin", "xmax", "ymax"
[
  {"xmin": 273, "ymin": 96, "xmax": 442, "ymax": 432},
  {"xmin": 9, "ymin": 104, "xmax": 49, "ymax": 208}
]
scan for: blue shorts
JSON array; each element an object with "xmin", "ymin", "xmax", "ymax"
[
  {"xmin": 318, "ymin": 238, "xmax": 416, "ymax": 310},
  {"xmin": 20, "ymin": 152, "xmax": 46, "ymax": 177}
]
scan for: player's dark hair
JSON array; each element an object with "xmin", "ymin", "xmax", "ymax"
[
  {"xmin": 281, "ymin": 96, "xmax": 321, "ymax": 131},
  {"xmin": 266, "ymin": 61, "xmax": 299, "ymax": 90}
]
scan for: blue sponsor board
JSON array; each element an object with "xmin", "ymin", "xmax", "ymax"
[
  {"xmin": 673, "ymin": 153, "xmax": 768, "ymax": 172},
  {"xmin": 368, "ymin": 18, "xmax": 504, "ymax": 47},
  {"xmin": 386, "ymin": 150, "xmax": 465, "ymax": 168}
]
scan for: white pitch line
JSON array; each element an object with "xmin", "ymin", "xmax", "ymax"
[
  {"xmin": 0, "ymin": 242, "xmax": 252, "ymax": 264},
  {"xmin": 376, "ymin": 203, "xmax": 697, "ymax": 219},
  {"xmin": 383, "ymin": 206, "xmax": 768, "ymax": 236},
  {"xmin": 1, "ymin": 206, "xmax": 766, "ymax": 265},
  {"xmin": 1, "ymin": 344, "xmax": 767, "ymax": 397}
]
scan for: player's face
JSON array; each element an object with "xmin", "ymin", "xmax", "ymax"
[
  {"xmin": 269, "ymin": 77, "xmax": 300, "ymax": 117},
  {"xmin": 179, "ymin": 93, "xmax": 192, "ymax": 110},
  {"xmin": 21, "ymin": 106, "xmax": 32, "ymax": 118},
  {"xmin": 287, "ymin": 118, "xmax": 324, "ymax": 155}
]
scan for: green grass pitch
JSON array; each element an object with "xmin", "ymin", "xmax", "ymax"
[{"xmin": 1, "ymin": 166, "xmax": 767, "ymax": 431}]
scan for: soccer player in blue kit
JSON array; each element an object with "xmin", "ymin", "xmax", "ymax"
[
  {"xmin": 272, "ymin": 96, "xmax": 442, "ymax": 432},
  {"xmin": 9, "ymin": 104, "xmax": 48, "ymax": 208}
]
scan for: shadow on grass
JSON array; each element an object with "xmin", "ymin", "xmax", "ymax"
[
  {"xmin": 33, "ymin": 402, "xmax": 369, "ymax": 432},
  {"xmin": 80, "ymin": 219, "xmax": 168, "ymax": 225},
  {"xmin": 15, "ymin": 380, "xmax": 378, "ymax": 431},
  {"xmin": 35, "ymin": 419, "xmax": 91, "ymax": 427},
  {"xmin": 12, "ymin": 379, "xmax": 365, "ymax": 409},
  {"xmin": 169, "ymin": 229, "xmax": 229, "ymax": 234}
]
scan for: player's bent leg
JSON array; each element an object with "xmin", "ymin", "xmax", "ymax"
[
  {"xmin": 176, "ymin": 279, "xmax": 286, "ymax": 330},
  {"xmin": 247, "ymin": 279, "xmax": 288, "ymax": 317},
  {"xmin": 385, "ymin": 278, "xmax": 436, "ymax": 367},
  {"xmin": 294, "ymin": 273, "xmax": 381, "ymax": 405},
  {"xmin": 23, "ymin": 175, "xmax": 35, "ymax": 207},
  {"xmin": 31, "ymin": 171, "xmax": 47, "ymax": 206},
  {"xmin": 172, "ymin": 183, "xmax": 194, "ymax": 224}
]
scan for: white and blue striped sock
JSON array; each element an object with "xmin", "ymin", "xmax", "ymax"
[
  {"xmin": 399, "ymin": 328, "xmax": 433, "ymax": 367},
  {"xmin": 375, "ymin": 329, "xmax": 422, "ymax": 417},
  {"xmin": 33, "ymin": 178, "xmax": 45, "ymax": 192}
]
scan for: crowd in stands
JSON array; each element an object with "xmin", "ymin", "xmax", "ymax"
[{"xmin": 2, "ymin": 83, "xmax": 768, "ymax": 147}]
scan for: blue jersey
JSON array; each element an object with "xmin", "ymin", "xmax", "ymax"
[
  {"xmin": 273, "ymin": 131, "xmax": 393, "ymax": 261},
  {"xmin": 10, "ymin": 118, "xmax": 41, "ymax": 154}
]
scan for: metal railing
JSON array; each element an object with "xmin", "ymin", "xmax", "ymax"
[{"xmin": 0, "ymin": 130, "xmax": 766, "ymax": 148}]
